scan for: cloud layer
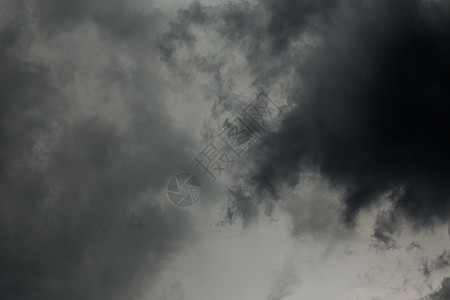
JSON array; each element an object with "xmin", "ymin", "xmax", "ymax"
[
  {"xmin": 2, "ymin": 0, "xmax": 449, "ymax": 299},
  {"xmin": 0, "ymin": 1, "xmax": 199, "ymax": 299},
  {"xmin": 163, "ymin": 0, "xmax": 450, "ymax": 229}
]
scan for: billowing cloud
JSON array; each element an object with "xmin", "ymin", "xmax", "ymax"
[
  {"xmin": 254, "ymin": 0, "xmax": 450, "ymax": 229},
  {"xmin": 161, "ymin": 0, "xmax": 450, "ymax": 234},
  {"xmin": 0, "ymin": 1, "xmax": 199, "ymax": 299},
  {"xmin": 2, "ymin": 0, "xmax": 450, "ymax": 299}
]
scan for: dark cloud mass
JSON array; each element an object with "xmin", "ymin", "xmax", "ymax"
[
  {"xmin": 163, "ymin": 0, "xmax": 450, "ymax": 230},
  {"xmin": 253, "ymin": 0, "xmax": 450, "ymax": 227}
]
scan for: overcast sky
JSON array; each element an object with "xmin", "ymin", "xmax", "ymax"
[{"xmin": 1, "ymin": 0, "xmax": 449, "ymax": 299}]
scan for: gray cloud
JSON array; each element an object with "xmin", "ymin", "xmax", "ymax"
[
  {"xmin": 371, "ymin": 209, "xmax": 399, "ymax": 251},
  {"xmin": 424, "ymin": 277, "xmax": 450, "ymax": 300},
  {"xmin": 4, "ymin": 0, "xmax": 450, "ymax": 299},
  {"xmin": 0, "ymin": 1, "xmax": 199, "ymax": 299},
  {"xmin": 262, "ymin": 0, "xmax": 341, "ymax": 53},
  {"xmin": 162, "ymin": 0, "xmax": 450, "ymax": 233},
  {"xmin": 267, "ymin": 259, "xmax": 299, "ymax": 300},
  {"xmin": 421, "ymin": 249, "xmax": 450, "ymax": 281},
  {"xmin": 433, "ymin": 250, "xmax": 450, "ymax": 271}
]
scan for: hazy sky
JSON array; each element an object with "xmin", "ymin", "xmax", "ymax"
[{"xmin": 0, "ymin": 0, "xmax": 449, "ymax": 299}]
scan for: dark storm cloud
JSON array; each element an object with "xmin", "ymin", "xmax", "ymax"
[
  {"xmin": 161, "ymin": 0, "xmax": 450, "ymax": 237},
  {"xmin": 252, "ymin": 0, "xmax": 450, "ymax": 227},
  {"xmin": 0, "ymin": 1, "xmax": 197, "ymax": 299}
]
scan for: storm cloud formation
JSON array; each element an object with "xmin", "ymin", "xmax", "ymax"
[
  {"xmin": 254, "ymin": 0, "xmax": 450, "ymax": 227},
  {"xmin": 2, "ymin": 0, "xmax": 450, "ymax": 299},
  {"xmin": 0, "ymin": 1, "xmax": 197, "ymax": 299},
  {"xmin": 162, "ymin": 0, "xmax": 450, "ymax": 231}
]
